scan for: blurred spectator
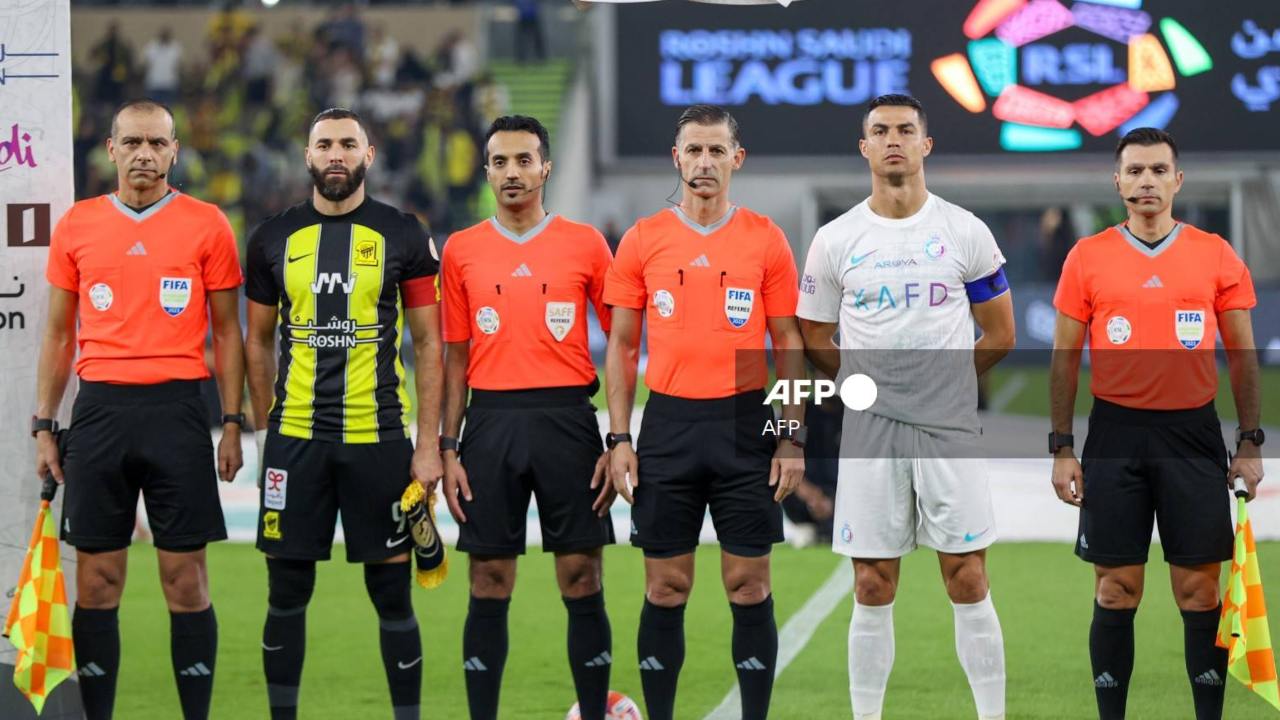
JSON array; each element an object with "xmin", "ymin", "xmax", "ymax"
[
  {"xmin": 472, "ymin": 71, "xmax": 511, "ymax": 128},
  {"xmin": 91, "ymin": 21, "xmax": 134, "ymax": 105},
  {"xmin": 318, "ymin": 3, "xmax": 367, "ymax": 59},
  {"xmin": 242, "ymin": 25, "xmax": 278, "ymax": 105},
  {"xmin": 1038, "ymin": 206, "xmax": 1076, "ymax": 282},
  {"xmin": 142, "ymin": 27, "xmax": 182, "ymax": 106},
  {"xmin": 367, "ymin": 23, "xmax": 401, "ymax": 89},
  {"xmin": 513, "ymin": 0, "xmax": 547, "ymax": 62}
]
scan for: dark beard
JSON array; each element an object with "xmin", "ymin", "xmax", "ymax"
[{"xmin": 309, "ymin": 162, "xmax": 367, "ymax": 202}]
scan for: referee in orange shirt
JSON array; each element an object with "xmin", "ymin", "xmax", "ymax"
[
  {"xmin": 1049, "ymin": 128, "xmax": 1264, "ymax": 720},
  {"xmin": 33, "ymin": 99, "xmax": 245, "ymax": 720},
  {"xmin": 604, "ymin": 105, "xmax": 805, "ymax": 720},
  {"xmin": 439, "ymin": 115, "xmax": 616, "ymax": 720}
]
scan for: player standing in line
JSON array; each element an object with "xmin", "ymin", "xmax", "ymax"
[
  {"xmin": 604, "ymin": 104, "xmax": 806, "ymax": 720},
  {"xmin": 35, "ymin": 99, "xmax": 245, "ymax": 720},
  {"xmin": 1050, "ymin": 128, "xmax": 1263, "ymax": 720},
  {"xmin": 243, "ymin": 108, "xmax": 443, "ymax": 720},
  {"xmin": 438, "ymin": 115, "xmax": 617, "ymax": 720},
  {"xmin": 797, "ymin": 94, "xmax": 1016, "ymax": 720}
]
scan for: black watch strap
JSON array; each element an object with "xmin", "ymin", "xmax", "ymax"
[
  {"xmin": 31, "ymin": 416, "xmax": 57, "ymax": 437},
  {"xmin": 440, "ymin": 436, "xmax": 460, "ymax": 453},
  {"xmin": 606, "ymin": 432, "xmax": 632, "ymax": 449},
  {"xmin": 1237, "ymin": 428, "xmax": 1265, "ymax": 447},
  {"xmin": 1048, "ymin": 431, "xmax": 1074, "ymax": 454},
  {"xmin": 222, "ymin": 413, "xmax": 246, "ymax": 428}
]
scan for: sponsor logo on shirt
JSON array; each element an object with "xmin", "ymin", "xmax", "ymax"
[
  {"xmin": 800, "ymin": 274, "xmax": 816, "ymax": 295},
  {"xmin": 850, "ymin": 283, "xmax": 950, "ymax": 311}
]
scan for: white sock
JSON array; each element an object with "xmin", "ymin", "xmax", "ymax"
[
  {"xmin": 849, "ymin": 600, "xmax": 895, "ymax": 719},
  {"xmin": 952, "ymin": 592, "xmax": 1006, "ymax": 720}
]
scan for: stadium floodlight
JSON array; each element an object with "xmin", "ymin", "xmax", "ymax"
[{"xmin": 261, "ymin": 0, "xmax": 280, "ymax": 7}]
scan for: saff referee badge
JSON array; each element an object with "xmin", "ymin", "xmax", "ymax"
[{"xmin": 545, "ymin": 301, "xmax": 575, "ymax": 342}]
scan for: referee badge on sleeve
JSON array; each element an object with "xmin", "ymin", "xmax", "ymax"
[{"xmin": 545, "ymin": 301, "xmax": 575, "ymax": 342}]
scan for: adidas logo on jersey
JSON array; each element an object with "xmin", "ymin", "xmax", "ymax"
[
  {"xmin": 1094, "ymin": 672, "xmax": 1118, "ymax": 688},
  {"xmin": 463, "ymin": 657, "xmax": 489, "ymax": 672},
  {"xmin": 178, "ymin": 662, "xmax": 212, "ymax": 677},
  {"xmin": 125, "ymin": 241, "xmax": 147, "ymax": 256},
  {"xmin": 735, "ymin": 657, "xmax": 768, "ymax": 671},
  {"xmin": 689, "ymin": 254, "xmax": 710, "ymax": 267},
  {"xmin": 638, "ymin": 656, "xmax": 665, "ymax": 671},
  {"xmin": 511, "ymin": 263, "xmax": 533, "ymax": 277},
  {"xmin": 584, "ymin": 651, "xmax": 612, "ymax": 668},
  {"xmin": 1194, "ymin": 669, "xmax": 1223, "ymax": 686},
  {"xmin": 1142, "ymin": 275, "xmax": 1163, "ymax": 288}
]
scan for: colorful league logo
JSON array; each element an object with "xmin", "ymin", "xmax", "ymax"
[{"xmin": 931, "ymin": 0, "xmax": 1213, "ymax": 151}]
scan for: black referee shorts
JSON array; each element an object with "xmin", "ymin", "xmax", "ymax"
[
  {"xmin": 1076, "ymin": 397, "xmax": 1233, "ymax": 567},
  {"xmin": 630, "ymin": 390, "xmax": 782, "ymax": 555},
  {"xmin": 456, "ymin": 386, "xmax": 614, "ymax": 556},
  {"xmin": 61, "ymin": 380, "xmax": 226, "ymax": 551},
  {"xmin": 256, "ymin": 432, "xmax": 414, "ymax": 563}
]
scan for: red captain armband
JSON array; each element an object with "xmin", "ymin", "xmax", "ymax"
[{"xmin": 401, "ymin": 275, "xmax": 439, "ymax": 308}]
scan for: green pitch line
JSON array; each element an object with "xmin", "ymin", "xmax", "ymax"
[{"xmin": 110, "ymin": 542, "xmax": 1280, "ymax": 718}]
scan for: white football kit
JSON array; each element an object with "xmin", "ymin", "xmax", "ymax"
[{"xmin": 796, "ymin": 193, "xmax": 1009, "ymax": 558}]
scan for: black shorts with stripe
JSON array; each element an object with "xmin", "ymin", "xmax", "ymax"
[
  {"xmin": 630, "ymin": 390, "xmax": 782, "ymax": 554},
  {"xmin": 61, "ymin": 380, "xmax": 226, "ymax": 551},
  {"xmin": 256, "ymin": 432, "xmax": 415, "ymax": 563},
  {"xmin": 1076, "ymin": 397, "xmax": 1233, "ymax": 566},
  {"xmin": 456, "ymin": 386, "xmax": 614, "ymax": 555}
]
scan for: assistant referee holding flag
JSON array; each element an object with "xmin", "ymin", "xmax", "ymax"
[
  {"xmin": 1049, "ymin": 128, "xmax": 1264, "ymax": 720},
  {"xmin": 244, "ymin": 108, "xmax": 443, "ymax": 720},
  {"xmin": 34, "ymin": 99, "xmax": 245, "ymax": 720},
  {"xmin": 604, "ymin": 104, "xmax": 805, "ymax": 720}
]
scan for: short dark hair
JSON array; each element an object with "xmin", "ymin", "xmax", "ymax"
[
  {"xmin": 309, "ymin": 107, "xmax": 369, "ymax": 141},
  {"xmin": 1115, "ymin": 127, "xmax": 1178, "ymax": 163},
  {"xmin": 111, "ymin": 98, "xmax": 175, "ymax": 138},
  {"xmin": 483, "ymin": 115, "xmax": 550, "ymax": 163},
  {"xmin": 675, "ymin": 104, "xmax": 741, "ymax": 147},
  {"xmin": 862, "ymin": 94, "xmax": 927, "ymax": 136}
]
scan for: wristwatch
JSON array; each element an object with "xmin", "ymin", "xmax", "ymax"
[
  {"xmin": 221, "ymin": 413, "xmax": 246, "ymax": 428},
  {"xmin": 1048, "ymin": 431, "xmax": 1074, "ymax": 454},
  {"xmin": 30, "ymin": 416, "xmax": 57, "ymax": 437},
  {"xmin": 1237, "ymin": 427, "xmax": 1266, "ymax": 448},
  {"xmin": 439, "ymin": 436, "xmax": 460, "ymax": 453},
  {"xmin": 779, "ymin": 425, "xmax": 808, "ymax": 449},
  {"xmin": 606, "ymin": 432, "xmax": 632, "ymax": 450}
]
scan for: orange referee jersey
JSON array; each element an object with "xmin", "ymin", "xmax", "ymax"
[
  {"xmin": 45, "ymin": 191, "xmax": 242, "ymax": 384},
  {"xmin": 1054, "ymin": 223, "xmax": 1256, "ymax": 410},
  {"xmin": 441, "ymin": 214, "xmax": 612, "ymax": 391},
  {"xmin": 604, "ymin": 206, "xmax": 799, "ymax": 399}
]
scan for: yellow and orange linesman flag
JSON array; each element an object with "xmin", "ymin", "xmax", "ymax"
[
  {"xmin": 1217, "ymin": 479, "xmax": 1280, "ymax": 711},
  {"xmin": 3, "ymin": 478, "xmax": 75, "ymax": 715}
]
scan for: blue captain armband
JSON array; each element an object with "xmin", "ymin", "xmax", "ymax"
[{"xmin": 964, "ymin": 266, "xmax": 1009, "ymax": 303}]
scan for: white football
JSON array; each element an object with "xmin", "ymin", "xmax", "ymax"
[{"xmin": 565, "ymin": 690, "xmax": 643, "ymax": 720}]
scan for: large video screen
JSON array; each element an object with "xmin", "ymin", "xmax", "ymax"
[{"xmin": 614, "ymin": 0, "xmax": 1280, "ymax": 156}]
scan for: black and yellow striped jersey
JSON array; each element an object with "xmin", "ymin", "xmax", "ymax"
[{"xmin": 245, "ymin": 197, "xmax": 438, "ymax": 443}]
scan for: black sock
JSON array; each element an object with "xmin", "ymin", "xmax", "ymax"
[
  {"xmin": 171, "ymin": 606, "xmax": 217, "ymax": 720},
  {"xmin": 463, "ymin": 596, "xmax": 510, "ymax": 720},
  {"xmin": 637, "ymin": 600, "xmax": 686, "ymax": 720},
  {"xmin": 565, "ymin": 592, "xmax": 612, "ymax": 720},
  {"xmin": 73, "ymin": 606, "xmax": 120, "ymax": 720},
  {"xmin": 365, "ymin": 562, "xmax": 422, "ymax": 720},
  {"xmin": 732, "ymin": 596, "xmax": 778, "ymax": 720},
  {"xmin": 263, "ymin": 605, "xmax": 306, "ymax": 720},
  {"xmin": 1090, "ymin": 602, "xmax": 1136, "ymax": 720},
  {"xmin": 1183, "ymin": 605, "xmax": 1228, "ymax": 720}
]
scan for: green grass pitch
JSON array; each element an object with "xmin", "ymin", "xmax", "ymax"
[{"xmin": 110, "ymin": 542, "xmax": 1280, "ymax": 719}]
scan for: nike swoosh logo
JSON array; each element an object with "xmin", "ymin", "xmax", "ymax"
[
  {"xmin": 287, "ymin": 253, "xmax": 313, "ymax": 263},
  {"xmin": 262, "ymin": 643, "xmax": 284, "ymax": 652},
  {"xmin": 963, "ymin": 528, "xmax": 991, "ymax": 543},
  {"xmin": 850, "ymin": 250, "xmax": 878, "ymax": 268},
  {"xmin": 386, "ymin": 536, "xmax": 409, "ymax": 548},
  {"xmin": 397, "ymin": 657, "xmax": 423, "ymax": 670}
]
